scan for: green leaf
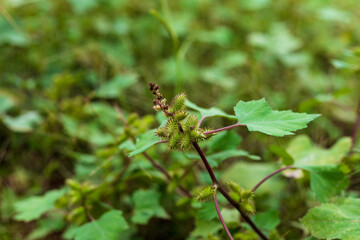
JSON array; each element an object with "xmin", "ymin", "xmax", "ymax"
[
  {"xmin": 14, "ymin": 189, "xmax": 66, "ymax": 222},
  {"xmin": 73, "ymin": 210, "xmax": 128, "ymax": 240},
  {"xmin": 60, "ymin": 114, "xmax": 114, "ymax": 146},
  {"xmin": 190, "ymin": 219, "xmax": 222, "ymax": 238},
  {"xmin": 3, "ymin": 111, "xmax": 42, "ymax": 133},
  {"xmin": 131, "ymin": 189, "xmax": 169, "ymax": 224},
  {"xmin": 252, "ymin": 210, "xmax": 280, "ymax": 231},
  {"xmin": 286, "ymin": 136, "xmax": 352, "ymax": 202},
  {"xmin": 128, "ymin": 130, "xmax": 160, "ymax": 157},
  {"xmin": 197, "ymin": 202, "xmax": 217, "ymax": 221},
  {"xmin": 300, "ymin": 165, "xmax": 349, "ymax": 202},
  {"xmin": 288, "ymin": 135, "xmax": 351, "ymax": 166},
  {"xmin": 28, "ymin": 213, "xmax": 65, "ymax": 240},
  {"xmin": 301, "ymin": 198, "xmax": 360, "ymax": 240},
  {"xmin": 96, "ymin": 74, "xmax": 137, "ymax": 98},
  {"xmin": 207, "ymin": 130, "xmax": 242, "ymax": 153},
  {"xmin": 269, "ymin": 144, "xmax": 294, "ymax": 166},
  {"xmin": 186, "ymin": 99, "xmax": 237, "ymax": 120},
  {"xmin": 234, "ymin": 98, "xmax": 320, "ymax": 136},
  {"xmin": 206, "ymin": 149, "xmax": 260, "ymax": 168}
]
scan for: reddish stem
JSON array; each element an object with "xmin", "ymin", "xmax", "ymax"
[
  {"xmin": 203, "ymin": 123, "xmax": 245, "ymax": 135},
  {"xmin": 252, "ymin": 166, "xmax": 294, "ymax": 192},
  {"xmin": 213, "ymin": 189, "xmax": 234, "ymax": 240},
  {"xmin": 192, "ymin": 142, "xmax": 268, "ymax": 240}
]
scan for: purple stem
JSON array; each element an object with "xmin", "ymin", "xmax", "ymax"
[
  {"xmin": 213, "ymin": 190, "xmax": 234, "ymax": 240},
  {"xmin": 192, "ymin": 142, "xmax": 218, "ymax": 184},
  {"xmin": 203, "ymin": 123, "xmax": 245, "ymax": 135},
  {"xmin": 192, "ymin": 142, "xmax": 268, "ymax": 240},
  {"xmin": 252, "ymin": 166, "xmax": 294, "ymax": 192}
]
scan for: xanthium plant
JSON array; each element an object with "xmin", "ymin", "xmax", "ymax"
[{"xmin": 150, "ymin": 82, "xmax": 214, "ymax": 150}]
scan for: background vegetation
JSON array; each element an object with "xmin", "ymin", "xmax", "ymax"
[{"xmin": 0, "ymin": 0, "xmax": 359, "ymax": 239}]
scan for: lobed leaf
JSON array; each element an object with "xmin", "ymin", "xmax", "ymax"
[
  {"xmin": 234, "ymin": 98, "xmax": 320, "ymax": 136},
  {"xmin": 301, "ymin": 198, "xmax": 360, "ymax": 240}
]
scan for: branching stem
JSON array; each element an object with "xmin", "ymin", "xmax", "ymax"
[{"xmin": 192, "ymin": 142, "xmax": 267, "ymax": 240}]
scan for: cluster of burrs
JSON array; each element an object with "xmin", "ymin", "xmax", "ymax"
[
  {"xmin": 149, "ymin": 82, "xmax": 214, "ymax": 150},
  {"xmin": 228, "ymin": 180, "xmax": 256, "ymax": 215}
]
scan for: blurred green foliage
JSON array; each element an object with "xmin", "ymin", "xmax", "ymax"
[{"xmin": 0, "ymin": 0, "xmax": 360, "ymax": 239}]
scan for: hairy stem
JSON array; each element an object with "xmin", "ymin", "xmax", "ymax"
[
  {"xmin": 192, "ymin": 142, "xmax": 267, "ymax": 240},
  {"xmin": 252, "ymin": 166, "xmax": 294, "ymax": 192},
  {"xmin": 213, "ymin": 188, "xmax": 234, "ymax": 240},
  {"xmin": 351, "ymin": 98, "xmax": 360, "ymax": 151},
  {"xmin": 203, "ymin": 123, "xmax": 245, "ymax": 135}
]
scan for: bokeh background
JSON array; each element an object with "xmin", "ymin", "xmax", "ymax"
[{"xmin": 1, "ymin": 0, "xmax": 360, "ymax": 239}]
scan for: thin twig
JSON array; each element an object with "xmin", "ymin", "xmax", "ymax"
[
  {"xmin": 213, "ymin": 187, "xmax": 234, "ymax": 240},
  {"xmin": 142, "ymin": 152, "xmax": 171, "ymax": 180},
  {"xmin": 192, "ymin": 142, "xmax": 267, "ymax": 240},
  {"xmin": 142, "ymin": 152, "xmax": 192, "ymax": 198},
  {"xmin": 351, "ymin": 98, "xmax": 360, "ymax": 151},
  {"xmin": 203, "ymin": 123, "xmax": 245, "ymax": 135},
  {"xmin": 252, "ymin": 166, "xmax": 294, "ymax": 192}
]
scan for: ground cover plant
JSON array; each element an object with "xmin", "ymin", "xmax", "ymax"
[{"xmin": 1, "ymin": 0, "xmax": 360, "ymax": 239}]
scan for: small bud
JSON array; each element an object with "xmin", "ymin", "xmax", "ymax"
[
  {"xmin": 240, "ymin": 200, "xmax": 256, "ymax": 215},
  {"xmin": 66, "ymin": 179, "xmax": 81, "ymax": 191},
  {"xmin": 196, "ymin": 186, "xmax": 215, "ymax": 202},
  {"xmin": 180, "ymin": 133, "xmax": 191, "ymax": 150},
  {"xmin": 173, "ymin": 111, "xmax": 188, "ymax": 121},
  {"xmin": 227, "ymin": 180, "xmax": 242, "ymax": 194},
  {"xmin": 153, "ymin": 105, "xmax": 161, "ymax": 111},
  {"xmin": 183, "ymin": 114, "xmax": 198, "ymax": 130},
  {"xmin": 155, "ymin": 127, "xmax": 167, "ymax": 138},
  {"xmin": 240, "ymin": 189, "xmax": 254, "ymax": 200},
  {"xmin": 169, "ymin": 133, "xmax": 181, "ymax": 150},
  {"xmin": 171, "ymin": 93, "xmax": 186, "ymax": 111},
  {"xmin": 149, "ymin": 82, "xmax": 156, "ymax": 91},
  {"xmin": 160, "ymin": 99, "xmax": 167, "ymax": 105}
]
